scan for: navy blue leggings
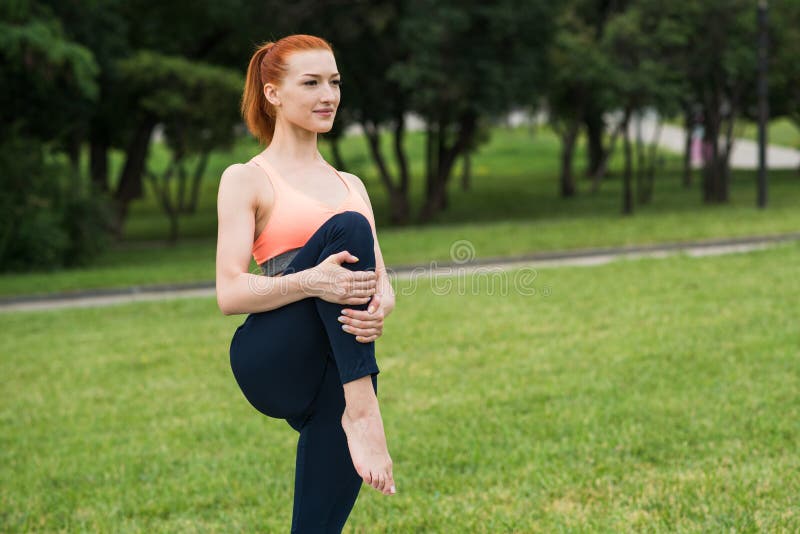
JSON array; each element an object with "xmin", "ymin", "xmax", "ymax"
[{"xmin": 229, "ymin": 211, "xmax": 379, "ymax": 533}]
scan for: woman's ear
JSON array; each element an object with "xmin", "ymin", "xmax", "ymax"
[{"xmin": 264, "ymin": 83, "xmax": 280, "ymax": 107}]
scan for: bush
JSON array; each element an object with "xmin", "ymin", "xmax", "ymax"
[{"xmin": 0, "ymin": 135, "xmax": 113, "ymax": 273}]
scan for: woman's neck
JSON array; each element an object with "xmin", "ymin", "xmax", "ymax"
[{"xmin": 265, "ymin": 119, "xmax": 322, "ymax": 166}]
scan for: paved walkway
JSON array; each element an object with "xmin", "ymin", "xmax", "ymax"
[
  {"xmin": 347, "ymin": 110, "xmax": 800, "ymax": 170},
  {"xmin": 628, "ymin": 111, "xmax": 800, "ymax": 170},
  {"xmin": 1, "ymin": 232, "xmax": 797, "ymax": 313}
]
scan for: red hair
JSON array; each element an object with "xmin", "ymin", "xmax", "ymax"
[{"xmin": 241, "ymin": 34, "xmax": 334, "ymax": 146}]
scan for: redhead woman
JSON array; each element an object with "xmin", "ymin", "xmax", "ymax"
[{"xmin": 216, "ymin": 34, "xmax": 396, "ymax": 532}]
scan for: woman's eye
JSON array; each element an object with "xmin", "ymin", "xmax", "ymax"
[{"xmin": 304, "ymin": 80, "xmax": 342, "ymax": 86}]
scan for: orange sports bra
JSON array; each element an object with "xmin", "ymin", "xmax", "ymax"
[{"xmin": 249, "ymin": 152, "xmax": 376, "ymax": 275}]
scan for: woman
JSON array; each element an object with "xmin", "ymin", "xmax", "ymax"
[{"xmin": 216, "ymin": 34, "xmax": 396, "ymax": 532}]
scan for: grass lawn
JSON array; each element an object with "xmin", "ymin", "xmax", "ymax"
[
  {"xmin": 2, "ymin": 125, "xmax": 799, "ymax": 298},
  {"xmin": 1, "ymin": 240, "xmax": 798, "ymax": 532}
]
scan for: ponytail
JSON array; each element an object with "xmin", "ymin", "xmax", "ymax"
[{"xmin": 241, "ymin": 42, "xmax": 277, "ymax": 146}]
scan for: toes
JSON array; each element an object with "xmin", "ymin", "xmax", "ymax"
[
  {"xmin": 385, "ymin": 472, "xmax": 396, "ymax": 495},
  {"xmin": 372, "ymin": 471, "xmax": 383, "ymax": 491},
  {"xmin": 361, "ymin": 469, "xmax": 372, "ymax": 486}
]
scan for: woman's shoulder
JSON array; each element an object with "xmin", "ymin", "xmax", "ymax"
[
  {"xmin": 339, "ymin": 170, "xmax": 369, "ymax": 202},
  {"xmin": 218, "ymin": 161, "xmax": 274, "ymax": 210},
  {"xmin": 221, "ymin": 160, "xmax": 263, "ymax": 182}
]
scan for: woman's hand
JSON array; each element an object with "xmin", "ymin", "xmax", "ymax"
[
  {"xmin": 305, "ymin": 250, "xmax": 377, "ymax": 305},
  {"xmin": 338, "ymin": 292, "xmax": 391, "ymax": 343}
]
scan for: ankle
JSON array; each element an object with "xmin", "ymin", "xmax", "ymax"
[
  {"xmin": 344, "ymin": 397, "xmax": 380, "ymax": 420},
  {"xmin": 342, "ymin": 375, "xmax": 377, "ymax": 410}
]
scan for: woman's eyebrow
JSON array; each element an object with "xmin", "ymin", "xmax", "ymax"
[{"xmin": 301, "ymin": 73, "xmax": 341, "ymax": 77}]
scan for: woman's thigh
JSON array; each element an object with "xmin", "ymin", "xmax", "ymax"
[
  {"xmin": 228, "ymin": 210, "xmax": 374, "ymax": 420},
  {"xmin": 229, "ymin": 298, "xmax": 330, "ymax": 420}
]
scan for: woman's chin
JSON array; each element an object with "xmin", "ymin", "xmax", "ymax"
[{"xmin": 312, "ymin": 124, "xmax": 334, "ymax": 134}]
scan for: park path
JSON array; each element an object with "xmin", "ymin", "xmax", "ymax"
[
  {"xmin": 346, "ymin": 110, "xmax": 800, "ymax": 170},
  {"xmin": 630, "ymin": 111, "xmax": 800, "ymax": 169},
  {"xmin": 1, "ymin": 232, "xmax": 798, "ymax": 313}
]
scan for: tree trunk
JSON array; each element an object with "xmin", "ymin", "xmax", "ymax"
[
  {"xmin": 584, "ymin": 108, "xmax": 605, "ymax": 177},
  {"xmin": 112, "ymin": 114, "xmax": 158, "ymax": 238},
  {"xmin": 89, "ymin": 136, "xmax": 109, "ymax": 194},
  {"xmin": 66, "ymin": 128, "xmax": 82, "ymax": 195},
  {"xmin": 361, "ymin": 120, "xmax": 393, "ymax": 191},
  {"xmin": 682, "ymin": 105, "xmax": 693, "ymax": 188},
  {"xmin": 559, "ymin": 121, "xmax": 579, "ymax": 198},
  {"xmin": 418, "ymin": 110, "xmax": 477, "ymax": 222},
  {"xmin": 702, "ymin": 100, "xmax": 724, "ymax": 203},
  {"xmin": 329, "ymin": 137, "xmax": 346, "ymax": 171},
  {"xmin": 635, "ymin": 113, "xmax": 646, "ymax": 203},
  {"xmin": 622, "ymin": 108, "xmax": 633, "ymax": 215},
  {"xmin": 720, "ymin": 104, "xmax": 736, "ymax": 203},
  {"xmin": 591, "ymin": 119, "xmax": 622, "ymax": 193},
  {"xmin": 391, "ymin": 113, "xmax": 411, "ymax": 225},
  {"xmin": 186, "ymin": 151, "xmax": 210, "ymax": 214}
]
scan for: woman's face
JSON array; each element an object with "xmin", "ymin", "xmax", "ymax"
[{"xmin": 265, "ymin": 49, "xmax": 341, "ymax": 134}]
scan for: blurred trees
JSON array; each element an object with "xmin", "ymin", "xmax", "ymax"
[
  {"xmin": 118, "ymin": 51, "xmax": 243, "ymax": 242},
  {"xmin": 2, "ymin": 0, "xmax": 799, "ymax": 271},
  {"xmin": 302, "ymin": 0, "xmax": 554, "ymax": 224},
  {"xmin": 0, "ymin": 1, "xmax": 112, "ymax": 271},
  {"xmin": 393, "ymin": 0, "xmax": 555, "ymax": 222}
]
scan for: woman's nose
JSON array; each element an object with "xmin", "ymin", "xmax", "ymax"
[{"xmin": 322, "ymin": 83, "xmax": 338, "ymax": 100}]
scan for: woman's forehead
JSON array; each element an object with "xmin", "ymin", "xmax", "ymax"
[{"xmin": 287, "ymin": 50, "xmax": 338, "ymax": 76}]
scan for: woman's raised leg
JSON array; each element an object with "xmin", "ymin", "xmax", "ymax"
[{"xmin": 281, "ymin": 210, "xmax": 380, "ymax": 385}]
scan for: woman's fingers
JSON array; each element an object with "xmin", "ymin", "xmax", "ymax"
[
  {"xmin": 341, "ymin": 316, "xmax": 383, "ymax": 329},
  {"xmin": 343, "ymin": 296, "xmax": 372, "ymax": 304}
]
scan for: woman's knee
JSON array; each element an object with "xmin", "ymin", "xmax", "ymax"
[
  {"xmin": 328, "ymin": 210, "xmax": 371, "ymax": 233},
  {"xmin": 322, "ymin": 211, "xmax": 373, "ymax": 248}
]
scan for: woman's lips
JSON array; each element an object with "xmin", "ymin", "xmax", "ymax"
[{"xmin": 314, "ymin": 110, "xmax": 333, "ymax": 116}]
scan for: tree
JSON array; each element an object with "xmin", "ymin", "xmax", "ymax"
[
  {"xmin": 395, "ymin": 0, "xmax": 554, "ymax": 221},
  {"xmin": 602, "ymin": 2, "xmax": 684, "ymax": 214},
  {"xmin": 117, "ymin": 51, "xmax": 242, "ymax": 242},
  {"xmin": 40, "ymin": 0, "xmax": 281, "ymax": 237},
  {"xmin": 0, "ymin": 2, "xmax": 112, "ymax": 271},
  {"xmin": 675, "ymin": 0, "xmax": 759, "ymax": 203},
  {"xmin": 545, "ymin": 6, "xmax": 613, "ymax": 198},
  {"xmin": 301, "ymin": 1, "xmax": 417, "ymax": 225}
]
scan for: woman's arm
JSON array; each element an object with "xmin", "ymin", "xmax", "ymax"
[{"xmin": 215, "ymin": 164, "xmax": 313, "ymax": 315}]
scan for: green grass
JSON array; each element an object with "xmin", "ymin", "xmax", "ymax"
[
  {"xmin": 2, "ymin": 125, "xmax": 799, "ymax": 298},
  {"xmin": 2, "ymin": 241, "xmax": 798, "ymax": 532}
]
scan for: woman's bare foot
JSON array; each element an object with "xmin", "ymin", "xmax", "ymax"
[{"xmin": 341, "ymin": 377, "xmax": 396, "ymax": 495}]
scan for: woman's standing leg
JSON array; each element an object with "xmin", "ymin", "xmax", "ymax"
[{"xmin": 287, "ymin": 355, "xmax": 378, "ymax": 533}]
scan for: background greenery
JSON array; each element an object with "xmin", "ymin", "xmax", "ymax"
[
  {"xmin": 2, "ymin": 0, "xmax": 798, "ymax": 274},
  {"xmin": 1, "ymin": 124, "xmax": 798, "ymax": 298}
]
